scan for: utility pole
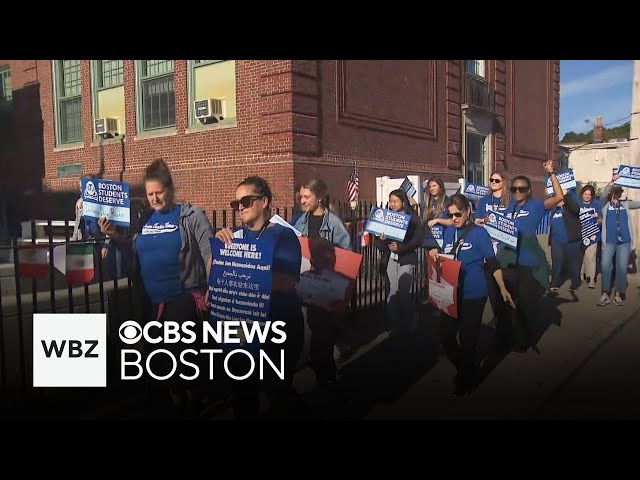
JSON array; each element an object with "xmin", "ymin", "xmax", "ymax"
[{"xmin": 628, "ymin": 61, "xmax": 640, "ymax": 277}]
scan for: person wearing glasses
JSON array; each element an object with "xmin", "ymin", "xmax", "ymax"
[
  {"xmin": 578, "ymin": 185, "xmax": 601, "ymax": 289},
  {"xmin": 473, "ymin": 172, "xmax": 510, "ymax": 324},
  {"xmin": 490, "ymin": 161, "xmax": 564, "ymax": 352},
  {"xmin": 215, "ymin": 176, "xmax": 305, "ymax": 419},
  {"xmin": 428, "ymin": 194, "xmax": 515, "ymax": 396},
  {"xmin": 597, "ymin": 175, "xmax": 640, "ymax": 306},
  {"xmin": 375, "ymin": 189, "xmax": 424, "ymax": 337},
  {"xmin": 293, "ymin": 179, "xmax": 351, "ymax": 250},
  {"xmin": 489, "ymin": 160, "xmax": 564, "ymax": 352},
  {"xmin": 98, "ymin": 158, "xmax": 213, "ymax": 419}
]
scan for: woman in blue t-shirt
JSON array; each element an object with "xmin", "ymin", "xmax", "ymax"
[
  {"xmin": 215, "ymin": 176, "xmax": 305, "ymax": 419},
  {"xmin": 490, "ymin": 160, "xmax": 564, "ymax": 352},
  {"xmin": 578, "ymin": 185, "xmax": 601, "ymax": 289},
  {"xmin": 99, "ymin": 159, "xmax": 214, "ymax": 419},
  {"xmin": 429, "ymin": 194, "xmax": 515, "ymax": 396}
]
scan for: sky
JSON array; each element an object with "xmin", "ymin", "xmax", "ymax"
[{"xmin": 559, "ymin": 60, "xmax": 634, "ymax": 139}]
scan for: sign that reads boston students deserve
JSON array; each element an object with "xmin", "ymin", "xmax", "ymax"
[
  {"xmin": 81, "ymin": 177, "xmax": 131, "ymax": 227},
  {"xmin": 364, "ymin": 206, "xmax": 411, "ymax": 242},
  {"xmin": 463, "ymin": 182, "xmax": 491, "ymax": 202},
  {"xmin": 614, "ymin": 165, "xmax": 640, "ymax": 189},
  {"xmin": 546, "ymin": 169, "xmax": 577, "ymax": 194},
  {"xmin": 580, "ymin": 207, "xmax": 600, "ymax": 247},
  {"xmin": 484, "ymin": 211, "xmax": 519, "ymax": 249}
]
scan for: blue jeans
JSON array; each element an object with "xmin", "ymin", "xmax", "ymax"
[
  {"xmin": 550, "ymin": 239, "xmax": 581, "ymax": 289},
  {"xmin": 601, "ymin": 242, "xmax": 631, "ymax": 295}
]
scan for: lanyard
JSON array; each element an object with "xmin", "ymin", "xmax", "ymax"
[
  {"xmin": 510, "ymin": 199, "xmax": 528, "ymax": 223},
  {"xmin": 244, "ymin": 221, "xmax": 270, "ymax": 240},
  {"xmin": 452, "ymin": 224, "xmax": 473, "ymax": 260}
]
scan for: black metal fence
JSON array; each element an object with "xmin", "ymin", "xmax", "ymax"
[{"xmin": 0, "ymin": 203, "xmax": 432, "ymax": 397}]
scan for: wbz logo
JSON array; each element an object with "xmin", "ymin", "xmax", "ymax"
[{"xmin": 33, "ymin": 314, "xmax": 106, "ymax": 387}]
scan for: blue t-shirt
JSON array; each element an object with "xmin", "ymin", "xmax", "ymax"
[
  {"xmin": 443, "ymin": 225, "xmax": 495, "ymax": 300},
  {"xmin": 241, "ymin": 223, "xmax": 302, "ymax": 322},
  {"xmin": 135, "ymin": 204, "xmax": 183, "ymax": 305},
  {"xmin": 502, "ymin": 198, "xmax": 548, "ymax": 267},
  {"xmin": 476, "ymin": 195, "xmax": 509, "ymax": 219},
  {"xmin": 605, "ymin": 201, "xmax": 631, "ymax": 245},
  {"xmin": 550, "ymin": 207, "xmax": 568, "ymax": 243}
]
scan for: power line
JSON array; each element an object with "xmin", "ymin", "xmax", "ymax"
[{"xmin": 563, "ymin": 115, "xmax": 632, "ymax": 153}]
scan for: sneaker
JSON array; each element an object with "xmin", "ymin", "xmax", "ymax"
[
  {"xmin": 549, "ymin": 287, "xmax": 560, "ymax": 294},
  {"xmin": 597, "ymin": 293, "xmax": 610, "ymax": 306},
  {"xmin": 588, "ymin": 281, "xmax": 596, "ymax": 289},
  {"xmin": 569, "ymin": 286, "xmax": 579, "ymax": 293},
  {"xmin": 613, "ymin": 293, "xmax": 624, "ymax": 306}
]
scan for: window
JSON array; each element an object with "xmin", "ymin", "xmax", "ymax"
[
  {"xmin": 96, "ymin": 60, "xmax": 123, "ymax": 89},
  {"xmin": 466, "ymin": 60, "xmax": 486, "ymax": 78},
  {"xmin": 92, "ymin": 61, "xmax": 126, "ymax": 139},
  {"xmin": 0, "ymin": 66, "xmax": 12, "ymax": 105},
  {"xmin": 188, "ymin": 60, "xmax": 237, "ymax": 127},
  {"xmin": 54, "ymin": 60, "xmax": 83, "ymax": 145},
  {"xmin": 136, "ymin": 60, "xmax": 175, "ymax": 132},
  {"xmin": 57, "ymin": 163, "xmax": 83, "ymax": 177}
]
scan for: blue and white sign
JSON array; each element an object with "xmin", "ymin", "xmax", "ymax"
[
  {"xmin": 546, "ymin": 170, "xmax": 576, "ymax": 194},
  {"xmin": 580, "ymin": 208, "xmax": 600, "ymax": 247},
  {"xmin": 400, "ymin": 177, "xmax": 417, "ymax": 199},
  {"xmin": 614, "ymin": 165, "xmax": 640, "ymax": 189},
  {"xmin": 463, "ymin": 183, "xmax": 491, "ymax": 202},
  {"xmin": 431, "ymin": 225, "xmax": 443, "ymax": 248},
  {"xmin": 364, "ymin": 206, "xmax": 411, "ymax": 242},
  {"xmin": 484, "ymin": 211, "xmax": 519, "ymax": 249},
  {"xmin": 209, "ymin": 236, "xmax": 275, "ymax": 355},
  {"xmin": 81, "ymin": 177, "xmax": 131, "ymax": 227}
]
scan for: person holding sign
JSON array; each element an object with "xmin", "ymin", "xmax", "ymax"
[
  {"xmin": 294, "ymin": 179, "xmax": 351, "ymax": 250},
  {"xmin": 597, "ymin": 174, "xmax": 640, "ymax": 307},
  {"xmin": 547, "ymin": 189, "xmax": 582, "ymax": 293},
  {"xmin": 429, "ymin": 194, "xmax": 515, "ymax": 396},
  {"xmin": 424, "ymin": 176, "xmax": 454, "ymax": 230},
  {"xmin": 375, "ymin": 189, "xmax": 424, "ymax": 336},
  {"xmin": 578, "ymin": 185, "xmax": 601, "ymax": 289},
  {"xmin": 474, "ymin": 172, "xmax": 511, "ymax": 225},
  {"xmin": 491, "ymin": 161, "xmax": 564, "ymax": 353},
  {"xmin": 215, "ymin": 176, "xmax": 305, "ymax": 419},
  {"xmin": 98, "ymin": 159, "xmax": 214, "ymax": 418}
]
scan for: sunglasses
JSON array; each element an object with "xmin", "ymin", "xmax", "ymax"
[
  {"xmin": 510, "ymin": 186, "xmax": 529, "ymax": 194},
  {"xmin": 230, "ymin": 195, "xmax": 263, "ymax": 211},
  {"xmin": 490, "ymin": 178, "xmax": 503, "ymax": 183},
  {"xmin": 449, "ymin": 211, "xmax": 464, "ymax": 218}
]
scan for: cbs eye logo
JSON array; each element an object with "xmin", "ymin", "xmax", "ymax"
[{"xmin": 119, "ymin": 320, "xmax": 142, "ymax": 345}]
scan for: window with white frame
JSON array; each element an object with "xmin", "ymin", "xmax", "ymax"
[
  {"xmin": 0, "ymin": 66, "xmax": 12, "ymax": 105},
  {"xmin": 92, "ymin": 60, "xmax": 126, "ymax": 139},
  {"xmin": 189, "ymin": 60, "xmax": 237, "ymax": 127},
  {"xmin": 137, "ymin": 60, "xmax": 175, "ymax": 131},
  {"xmin": 54, "ymin": 60, "xmax": 83, "ymax": 145},
  {"xmin": 466, "ymin": 60, "xmax": 486, "ymax": 78}
]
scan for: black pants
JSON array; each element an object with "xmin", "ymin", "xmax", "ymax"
[
  {"xmin": 147, "ymin": 293, "xmax": 204, "ymax": 394},
  {"xmin": 440, "ymin": 297, "xmax": 487, "ymax": 387},
  {"xmin": 489, "ymin": 265, "xmax": 544, "ymax": 351},
  {"xmin": 229, "ymin": 311, "xmax": 305, "ymax": 419},
  {"xmin": 307, "ymin": 305, "xmax": 341, "ymax": 385}
]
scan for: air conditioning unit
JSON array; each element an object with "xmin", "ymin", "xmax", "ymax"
[
  {"xmin": 194, "ymin": 98, "xmax": 225, "ymax": 122},
  {"xmin": 94, "ymin": 118, "xmax": 119, "ymax": 137}
]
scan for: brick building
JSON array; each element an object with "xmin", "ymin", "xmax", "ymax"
[{"xmin": 0, "ymin": 60, "xmax": 559, "ymax": 221}]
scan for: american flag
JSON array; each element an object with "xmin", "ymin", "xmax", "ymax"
[{"xmin": 345, "ymin": 164, "xmax": 359, "ymax": 204}]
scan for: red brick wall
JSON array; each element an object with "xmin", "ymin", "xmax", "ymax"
[{"xmin": 38, "ymin": 60, "xmax": 296, "ymax": 216}]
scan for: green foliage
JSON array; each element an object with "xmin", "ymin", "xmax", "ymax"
[{"xmin": 561, "ymin": 121, "xmax": 630, "ymax": 144}]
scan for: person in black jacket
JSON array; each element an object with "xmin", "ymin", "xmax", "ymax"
[
  {"xmin": 375, "ymin": 189, "xmax": 424, "ymax": 336},
  {"xmin": 548, "ymin": 188, "xmax": 582, "ymax": 293}
]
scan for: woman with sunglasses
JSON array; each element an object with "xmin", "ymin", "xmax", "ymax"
[
  {"xmin": 597, "ymin": 174, "xmax": 640, "ymax": 307},
  {"xmin": 215, "ymin": 176, "xmax": 305, "ymax": 419},
  {"xmin": 98, "ymin": 158, "xmax": 213, "ymax": 419},
  {"xmin": 578, "ymin": 185, "xmax": 601, "ymax": 289},
  {"xmin": 429, "ymin": 194, "xmax": 515, "ymax": 396},
  {"xmin": 293, "ymin": 179, "xmax": 351, "ymax": 250},
  {"xmin": 375, "ymin": 189, "xmax": 424, "ymax": 337},
  {"xmin": 490, "ymin": 160, "xmax": 564, "ymax": 352}
]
